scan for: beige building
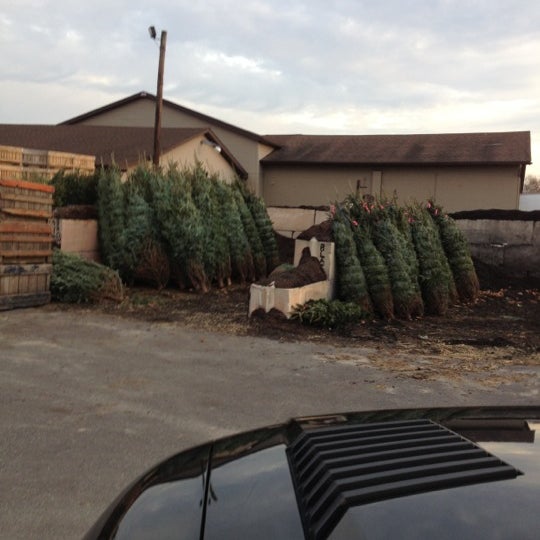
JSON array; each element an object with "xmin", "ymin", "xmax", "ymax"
[
  {"xmin": 0, "ymin": 92, "xmax": 532, "ymax": 212},
  {"xmin": 262, "ymin": 132, "xmax": 531, "ymax": 212},
  {"xmin": 61, "ymin": 92, "xmax": 276, "ymax": 194},
  {"xmin": 0, "ymin": 124, "xmax": 245, "ymax": 183}
]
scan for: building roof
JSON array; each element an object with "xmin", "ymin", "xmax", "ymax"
[
  {"xmin": 60, "ymin": 91, "xmax": 275, "ymax": 147},
  {"xmin": 0, "ymin": 124, "xmax": 247, "ymax": 177},
  {"xmin": 262, "ymin": 131, "xmax": 532, "ymax": 166}
]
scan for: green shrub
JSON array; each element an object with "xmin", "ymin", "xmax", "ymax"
[
  {"xmin": 50, "ymin": 170, "xmax": 99, "ymax": 207},
  {"xmin": 51, "ymin": 250, "xmax": 123, "ymax": 303},
  {"xmin": 291, "ymin": 299, "xmax": 367, "ymax": 329}
]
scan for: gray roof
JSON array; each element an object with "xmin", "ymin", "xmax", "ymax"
[
  {"xmin": 0, "ymin": 124, "xmax": 247, "ymax": 177},
  {"xmin": 262, "ymin": 131, "xmax": 531, "ymax": 166}
]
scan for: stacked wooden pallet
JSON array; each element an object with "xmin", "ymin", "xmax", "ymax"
[
  {"xmin": 0, "ymin": 178, "xmax": 55, "ymax": 310},
  {"xmin": 0, "ymin": 144, "xmax": 95, "ymax": 182}
]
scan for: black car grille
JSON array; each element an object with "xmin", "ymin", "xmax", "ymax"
[{"xmin": 287, "ymin": 418, "xmax": 522, "ymax": 540}]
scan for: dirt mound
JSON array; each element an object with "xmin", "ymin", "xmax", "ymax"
[
  {"xmin": 451, "ymin": 209, "xmax": 540, "ymax": 221},
  {"xmin": 54, "ymin": 205, "xmax": 98, "ymax": 220},
  {"xmin": 297, "ymin": 219, "xmax": 334, "ymax": 242},
  {"xmin": 257, "ymin": 247, "xmax": 327, "ymax": 288}
]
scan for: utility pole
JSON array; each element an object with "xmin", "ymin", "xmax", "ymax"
[{"xmin": 152, "ymin": 29, "xmax": 167, "ymax": 167}]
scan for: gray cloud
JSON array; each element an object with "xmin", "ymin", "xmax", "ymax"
[{"xmin": 0, "ymin": 0, "xmax": 538, "ymax": 172}]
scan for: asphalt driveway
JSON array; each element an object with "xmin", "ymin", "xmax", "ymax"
[{"xmin": 1, "ymin": 308, "xmax": 537, "ymax": 539}]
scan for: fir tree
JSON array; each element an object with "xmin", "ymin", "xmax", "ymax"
[
  {"xmin": 213, "ymin": 181, "xmax": 255, "ymax": 282},
  {"xmin": 97, "ymin": 167, "xmax": 125, "ymax": 271},
  {"xmin": 332, "ymin": 217, "xmax": 372, "ymax": 313},
  {"xmin": 233, "ymin": 187, "xmax": 267, "ymax": 279},
  {"xmin": 408, "ymin": 205, "xmax": 454, "ymax": 315},
  {"xmin": 240, "ymin": 186, "xmax": 280, "ymax": 273},
  {"xmin": 428, "ymin": 202, "xmax": 479, "ymax": 302}
]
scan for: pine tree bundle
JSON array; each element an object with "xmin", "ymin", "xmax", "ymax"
[
  {"xmin": 332, "ymin": 219, "xmax": 372, "ymax": 313},
  {"xmin": 240, "ymin": 187, "xmax": 280, "ymax": 273},
  {"xmin": 351, "ymin": 225, "xmax": 394, "ymax": 319},
  {"xmin": 51, "ymin": 249, "xmax": 123, "ymax": 303},
  {"xmin": 385, "ymin": 205, "xmax": 424, "ymax": 318},
  {"xmin": 120, "ymin": 184, "xmax": 154, "ymax": 284},
  {"xmin": 371, "ymin": 218, "xmax": 424, "ymax": 319},
  {"xmin": 429, "ymin": 204, "xmax": 480, "ymax": 302},
  {"xmin": 125, "ymin": 167, "xmax": 171, "ymax": 289},
  {"xmin": 97, "ymin": 167, "xmax": 125, "ymax": 271},
  {"xmin": 128, "ymin": 166, "xmax": 162, "ymax": 206},
  {"xmin": 408, "ymin": 206, "xmax": 454, "ymax": 315},
  {"xmin": 233, "ymin": 188, "xmax": 267, "ymax": 279},
  {"xmin": 133, "ymin": 237, "xmax": 170, "ymax": 290},
  {"xmin": 187, "ymin": 166, "xmax": 222, "ymax": 286},
  {"xmin": 213, "ymin": 181, "xmax": 255, "ymax": 283},
  {"xmin": 154, "ymin": 169, "xmax": 209, "ymax": 292},
  {"xmin": 207, "ymin": 178, "xmax": 232, "ymax": 287}
]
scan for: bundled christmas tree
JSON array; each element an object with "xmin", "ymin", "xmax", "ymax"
[
  {"xmin": 97, "ymin": 167, "xmax": 125, "ymax": 271},
  {"xmin": 154, "ymin": 168, "xmax": 209, "ymax": 292},
  {"xmin": 332, "ymin": 215, "xmax": 372, "ymax": 313},
  {"xmin": 124, "ymin": 167, "xmax": 170, "ymax": 289},
  {"xmin": 188, "ymin": 165, "xmax": 227, "ymax": 287},
  {"xmin": 345, "ymin": 197, "xmax": 394, "ymax": 319},
  {"xmin": 408, "ymin": 204, "xmax": 456, "ymax": 315},
  {"xmin": 371, "ymin": 216, "xmax": 424, "ymax": 319},
  {"xmin": 51, "ymin": 249, "xmax": 123, "ymax": 303},
  {"xmin": 240, "ymin": 186, "xmax": 280, "ymax": 273},
  {"xmin": 428, "ymin": 201, "xmax": 480, "ymax": 302},
  {"xmin": 213, "ymin": 181, "xmax": 255, "ymax": 282},
  {"xmin": 233, "ymin": 188, "xmax": 267, "ymax": 279}
]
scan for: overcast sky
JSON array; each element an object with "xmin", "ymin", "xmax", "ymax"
[{"xmin": 1, "ymin": 0, "xmax": 539, "ymax": 174}]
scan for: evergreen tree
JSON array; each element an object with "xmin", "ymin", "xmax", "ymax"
[
  {"xmin": 240, "ymin": 186, "xmax": 280, "ymax": 273},
  {"xmin": 213, "ymin": 181, "xmax": 255, "ymax": 282},
  {"xmin": 154, "ymin": 168, "xmax": 209, "ymax": 291},
  {"xmin": 97, "ymin": 167, "xmax": 125, "ymax": 271},
  {"xmin": 408, "ymin": 205, "xmax": 454, "ymax": 315},
  {"xmin": 428, "ymin": 202, "xmax": 480, "ymax": 302},
  {"xmin": 371, "ymin": 217, "xmax": 424, "ymax": 319},
  {"xmin": 332, "ymin": 217, "xmax": 372, "ymax": 313},
  {"xmin": 233, "ymin": 187, "xmax": 267, "ymax": 279}
]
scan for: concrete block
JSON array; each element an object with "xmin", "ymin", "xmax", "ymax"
[
  {"xmin": 60, "ymin": 219, "xmax": 99, "ymax": 252},
  {"xmin": 267, "ymin": 207, "xmax": 316, "ymax": 233},
  {"xmin": 469, "ymin": 244, "xmax": 505, "ymax": 266},
  {"xmin": 314, "ymin": 209, "xmax": 331, "ymax": 225},
  {"xmin": 249, "ymin": 280, "xmax": 331, "ymax": 318},
  {"xmin": 457, "ymin": 219, "xmax": 533, "ymax": 245},
  {"xmin": 533, "ymin": 222, "xmax": 540, "ymax": 247},
  {"xmin": 503, "ymin": 245, "xmax": 540, "ymax": 278}
]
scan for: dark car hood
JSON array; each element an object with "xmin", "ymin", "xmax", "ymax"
[{"xmin": 84, "ymin": 406, "xmax": 540, "ymax": 540}]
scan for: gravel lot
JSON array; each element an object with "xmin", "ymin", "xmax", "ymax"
[{"xmin": 1, "ymin": 305, "xmax": 538, "ymax": 539}]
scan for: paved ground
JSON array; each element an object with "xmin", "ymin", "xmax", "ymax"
[{"xmin": 1, "ymin": 308, "xmax": 538, "ymax": 539}]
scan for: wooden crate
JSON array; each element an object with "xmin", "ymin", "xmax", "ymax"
[
  {"xmin": 22, "ymin": 148, "xmax": 48, "ymax": 167},
  {"xmin": 0, "ymin": 166, "xmax": 56, "ymax": 183},
  {"xmin": 0, "ymin": 145, "xmax": 23, "ymax": 165},
  {"xmin": 0, "ymin": 221, "xmax": 53, "ymax": 263},
  {"xmin": 47, "ymin": 150, "xmax": 74, "ymax": 169},
  {"xmin": 48, "ymin": 150, "xmax": 95, "ymax": 172},
  {"xmin": 0, "ymin": 263, "xmax": 52, "ymax": 310},
  {"xmin": 72, "ymin": 154, "xmax": 96, "ymax": 172},
  {"xmin": 0, "ymin": 178, "xmax": 54, "ymax": 222}
]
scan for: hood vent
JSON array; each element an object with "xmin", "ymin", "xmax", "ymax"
[{"xmin": 287, "ymin": 418, "xmax": 522, "ymax": 540}]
